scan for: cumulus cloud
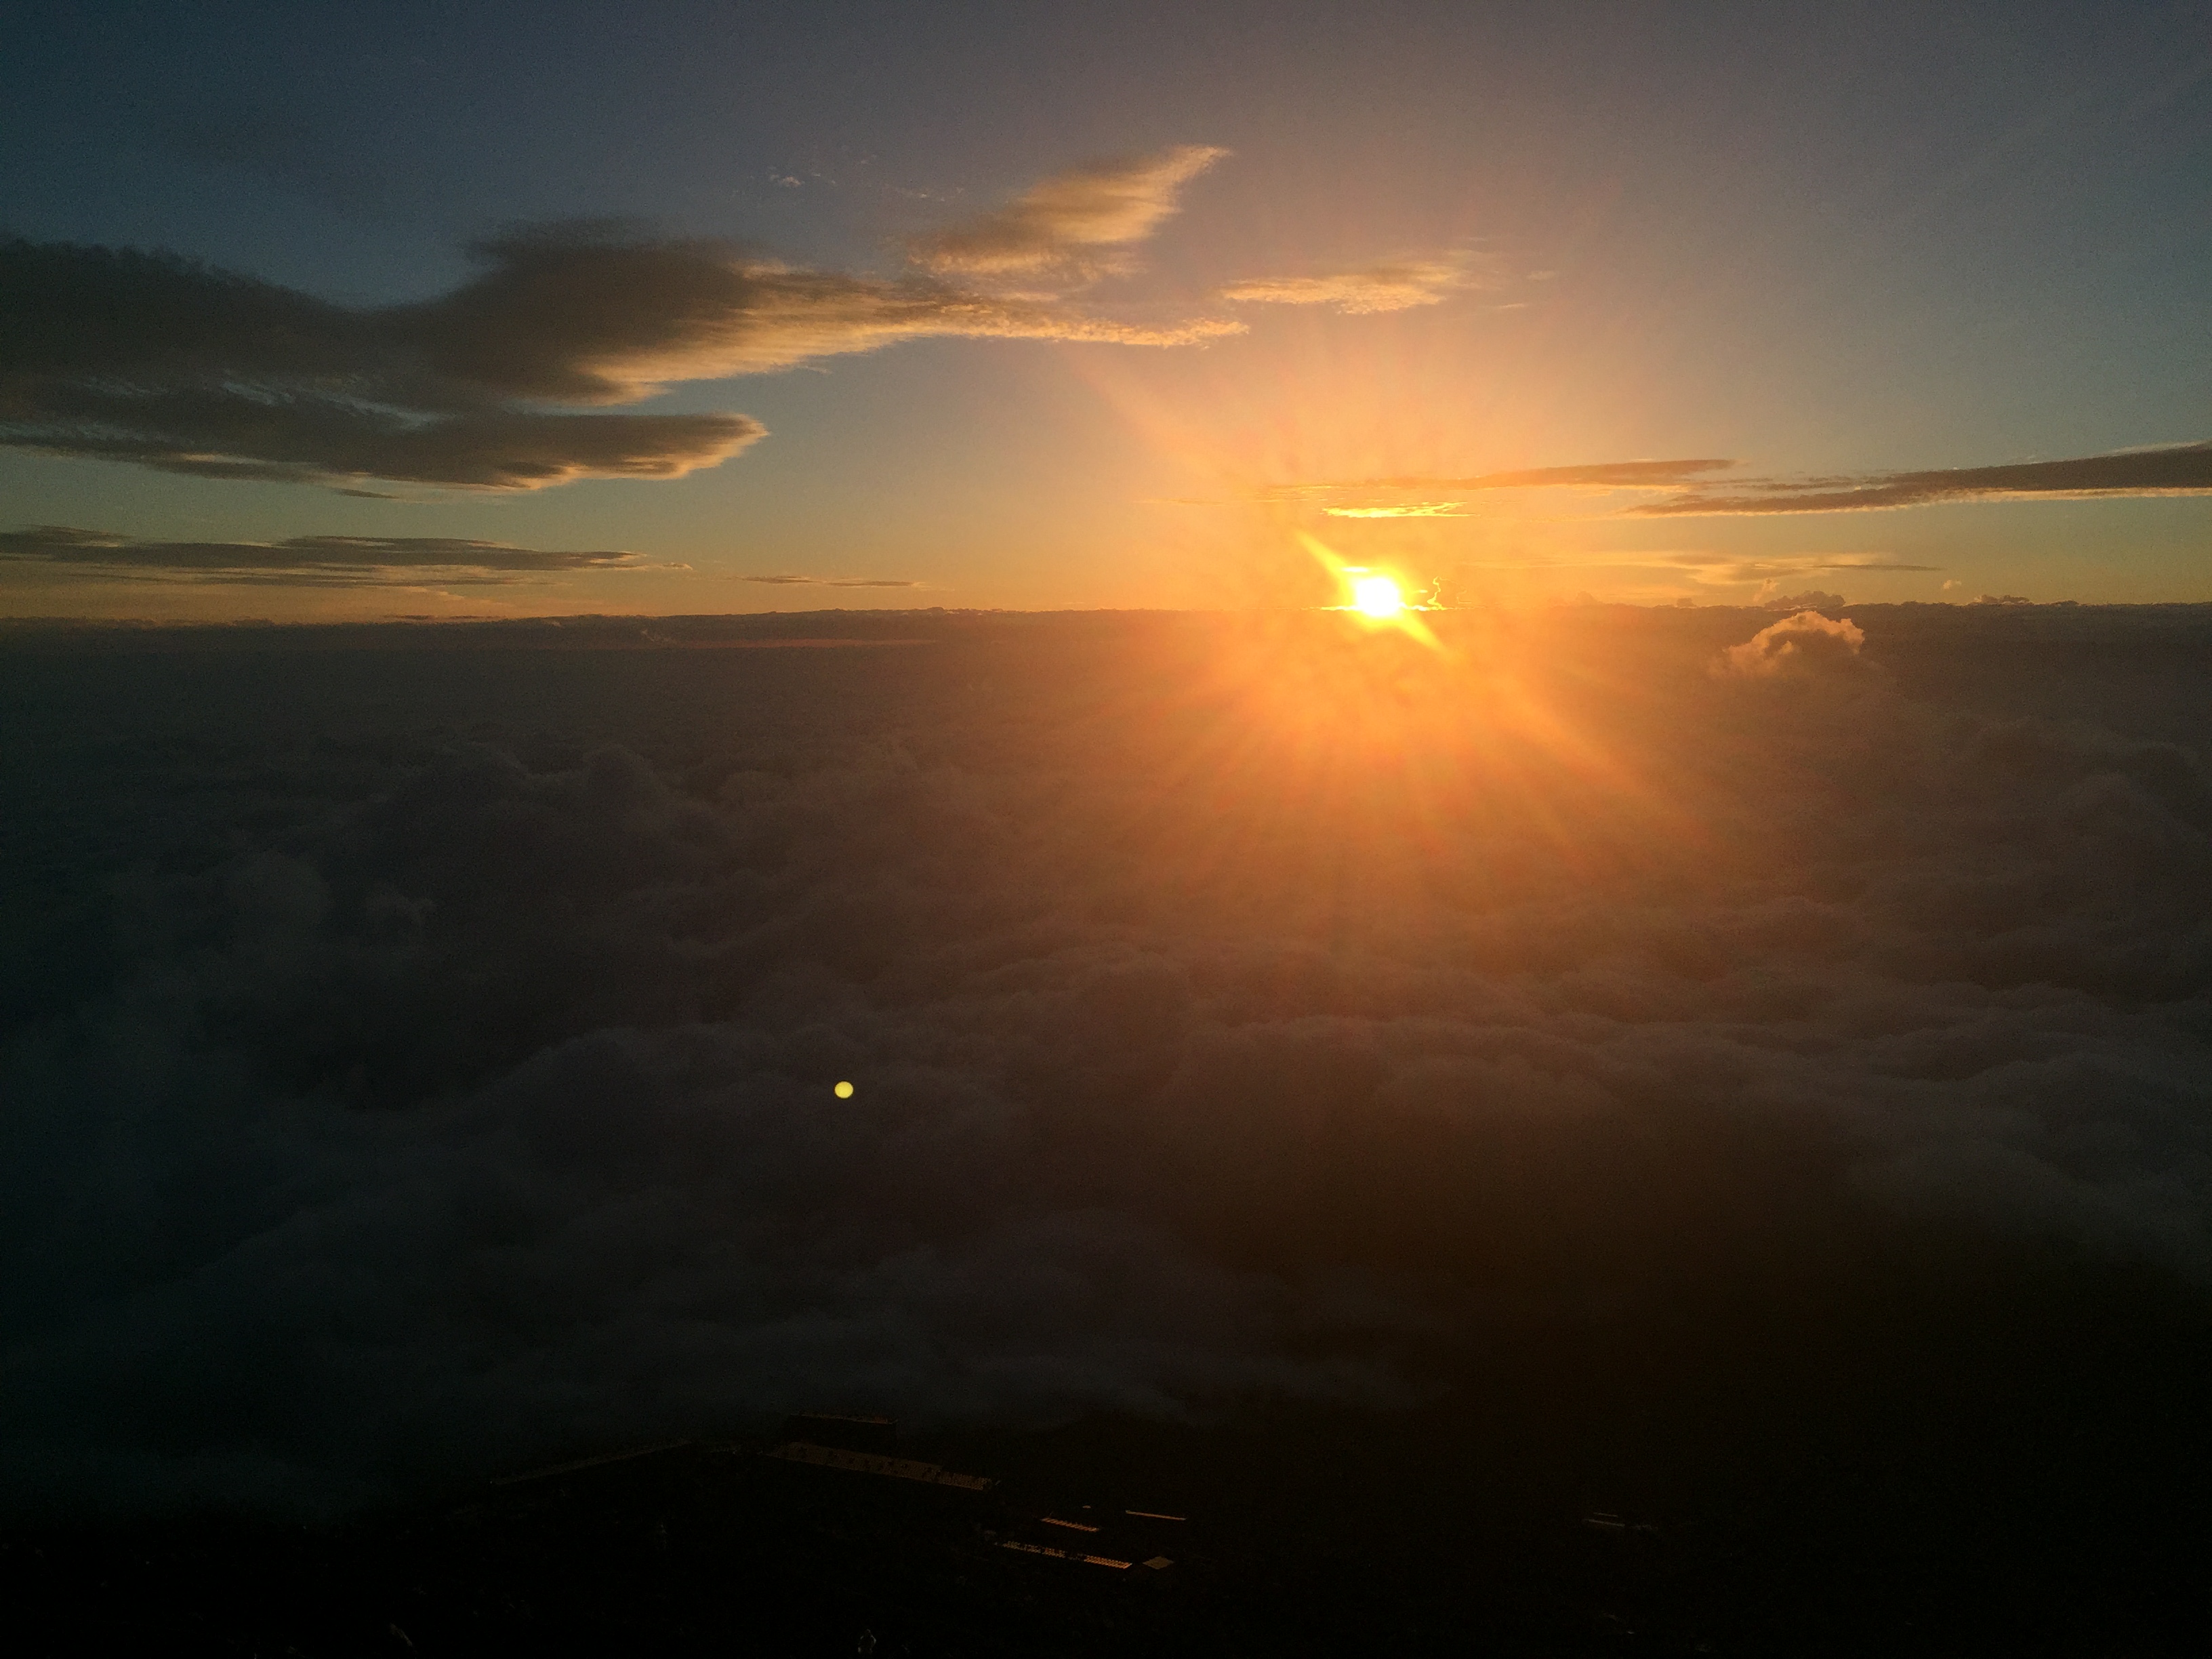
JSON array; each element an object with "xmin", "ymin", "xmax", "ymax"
[
  {"xmin": 1714, "ymin": 607, "xmax": 1867, "ymax": 677},
  {"xmin": 0, "ymin": 196, "xmax": 1238, "ymax": 491},
  {"xmin": 907, "ymin": 145, "xmax": 1227, "ymax": 285},
  {"xmin": 5, "ymin": 606, "xmax": 2211, "ymax": 1518},
  {"xmin": 1221, "ymin": 252, "xmax": 1500, "ymax": 314},
  {"xmin": 0, "ymin": 525, "xmax": 672, "ymax": 587},
  {"xmin": 1634, "ymin": 438, "xmax": 2212, "ymax": 515}
]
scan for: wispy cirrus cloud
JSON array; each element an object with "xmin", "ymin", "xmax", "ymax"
[
  {"xmin": 1263, "ymin": 458, "xmax": 1737, "ymax": 511},
  {"xmin": 1325, "ymin": 502, "xmax": 1469, "ymax": 518},
  {"xmin": 1221, "ymin": 252, "xmax": 1502, "ymax": 315},
  {"xmin": 0, "ymin": 525, "xmax": 674, "ymax": 588},
  {"xmin": 1659, "ymin": 550, "xmax": 1944, "ymax": 583},
  {"xmin": 1634, "ymin": 441, "xmax": 2212, "ymax": 515},
  {"xmin": 907, "ymin": 145, "xmax": 1227, "ymax": 287}
]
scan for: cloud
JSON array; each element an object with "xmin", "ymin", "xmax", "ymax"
[
  {"xmin": 907, "ymin": 145, "xmax": 1227, "ymax": 285},
  {"xmin": 0, "ymin": 525, "xmax": 670, "ymax": 588},
  {"xmin": 739, "ymin": 573, "xmax": 922, "ymax": 588},
  {"xmin": 1648, "ymin": 552, "xmax": 1944, "ymax": 594},
  {"xmin": 1324, "ymin": 502, "xmax": 1467, "ymax": 519},
  {"xmin": 1753, "ymin": 585, "xmax": 1847, "ymax": 611},
  {"xmin": 1269, "ymin": 459, "xmax": 1737, "ymax": 507},
  {"xmin": 1714, "ymin": 607, "xmax": 1868, "ymax": 677},
  {"xmin": 6, "ymin": 606, "xmax": 2212, "ymax": 1521},
  {"xmin": 1221, "ymin": 253, "xmax": 1500, "ymax": 314},
  {"xmin": 0, "ymin": 192, "xmax": 1241, "ymax": 491},
  {"xmin": 1635, "ymin": 440, "xmax": 2212, "ymax": 515}
]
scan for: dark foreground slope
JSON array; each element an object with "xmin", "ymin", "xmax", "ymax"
[
  {"xmin": 9, "ymin": 1378, "xmax": 2207, "ymax": 1658},
  {"xmin": 3, "ymin": 604, "xmax": 2209, "ymax": 1652}
]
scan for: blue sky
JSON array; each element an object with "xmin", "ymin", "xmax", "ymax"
[{"xmin": 3, "ymin": 0, "xmax": 2209, "ymax": 616}]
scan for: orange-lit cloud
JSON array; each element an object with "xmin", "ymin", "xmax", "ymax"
[
  {"xmin": 907, "ymin": 144, "xmax": 1227, "ymax": 287},
  {"xmin": 1324, "ymin": 502, "xmax": 1468, "ymax": 518},
  {"xmin": 1221, "ymin": 252, "xmax": 1500, "ymax": 314},
  {"xmin": 1714, "ymin": 609, "xmax": 1868, "ymax": 678}
]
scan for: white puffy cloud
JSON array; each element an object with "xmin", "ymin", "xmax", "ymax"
[{"xmin": 1714, "ymin": 608, "xmax": 1867, "ymax": 677}]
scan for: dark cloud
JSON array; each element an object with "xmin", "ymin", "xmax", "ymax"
[
  {"xmin": 3, "ymin": 606, "xmax": 2210, "ymax": 1518},
  {"xmin": 0, "ymin": 188, "xmax": 1240, "ymax": 491},
  {"xmin": 1635, "ymin": 439, "xmax": 2212, "ymax": 515},
  {"xmin": 0, "ymin": 526, "xmax": 669, "ymax": 588}
]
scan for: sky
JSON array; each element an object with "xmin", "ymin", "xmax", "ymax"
[{"xmin": 3, "ymin": 0, "xmax": 2210, "ymax": 619}]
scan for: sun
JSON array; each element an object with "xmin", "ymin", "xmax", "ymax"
[{"xmin": 1352, "ymin": 575, "xmax": 1404, "ymax": 617}]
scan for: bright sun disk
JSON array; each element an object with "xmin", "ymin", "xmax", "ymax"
[{"xmin": 1353, "ymin": 575, "xmax": 1404, "ymax": 617}]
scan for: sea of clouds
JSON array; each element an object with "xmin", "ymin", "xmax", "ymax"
[{"xmin": 3, "ymin": 605, "xmax": 2208, "ymax": 1516}]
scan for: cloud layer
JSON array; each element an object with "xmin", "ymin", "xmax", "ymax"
[
  {"xmin": 0, "ymin": 525, "xmax": 668, "ymax": 587},
  {"xmin": 4, "ymin": 606, "xmax": 2209, "ymax": 1517}
]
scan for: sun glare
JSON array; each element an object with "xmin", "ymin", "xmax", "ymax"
[{"xmin": 1353, "ymin": 575, "xmax": 1404, "ymax": 617}]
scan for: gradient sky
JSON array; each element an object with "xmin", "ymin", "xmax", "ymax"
[{"xmin": 3, "ymin": 0, "xmax": 2209, "ymax": 619}]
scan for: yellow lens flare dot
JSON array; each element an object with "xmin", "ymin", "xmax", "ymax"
[
  {"xmin": 1353, "ymin": 575, "xmax": 1404, "ymax": 617},
  {"xmin": 833, "ymin": 1080, "xmax": 855, "ymax": 1099}
]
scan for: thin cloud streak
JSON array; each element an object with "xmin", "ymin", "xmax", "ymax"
[
  {"xmin": 1326, "ymin": 503, "xmax": 1468, "ymax": 518},
  {"xmin": 739, "ymin": 574, "xmax": 921, "ymax": 588},
  {"xmin": 1222, "ymin": 253, "xmax": 1501, "ymax": 314},
  {"xmin": 1636, "ymin": 440, "xmax": 2212, "ymax": 515},
  {"xmin": 0, "ymin": 526, "xmax": 672, "ymax": 588},
  {"xmin": 1264, "ymin": 459, "xmax": 1738, "ymax": 508}
]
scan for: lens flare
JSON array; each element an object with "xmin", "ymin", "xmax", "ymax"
[
  {"xmin": 1353, "ymin": 575, "xmax": 1404, "ymax": 617},
  {"xmin": 1296, "ymin": 532, "xmax": 1445, "ymax": 651}
]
